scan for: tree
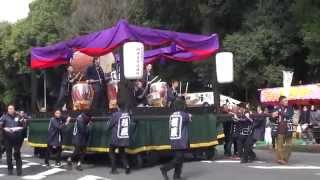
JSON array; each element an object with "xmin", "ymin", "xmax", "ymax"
[{"xmin": 292, "ymin": 0, "xmax": 320, "ymax": 81}]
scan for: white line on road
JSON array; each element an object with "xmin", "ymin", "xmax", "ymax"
[
  {"xmin": 249, "ymin": 165, "xmax": 320, "ymax": 170},
  {"xmin": 22, "ymin": 154, "xmax": 33, "ymax": 158},
  {"xmin": 22, "ymin": 168, "xmax": 66, "ymax": 180},
  {"xmin": 78, "ymin": 175, "xmax": 111, "ymax": 180},
  {"xmin": 212, "ymin": 160, "xmax": 266, "ymax": 164},
  {"xmin": 214, "ymin": 160, "xmax": 241, "ymax": 163},
  {"xmin": 0, "ymin": 173, "xmax": 4, "ymax": 177},
  {"xmin": 0, "ymin": 162, "xmax": 40, "ymax": 169},
  {"xmin": 201, "ymin": 160, "xmax": 214, "ymax": 163}
]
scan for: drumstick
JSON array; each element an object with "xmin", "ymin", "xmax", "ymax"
[
  {"xmin": 179, "ymin": 81, "xmax": 182, "ymax": 95},
  {"xmin": 149, "ymin": 75, "xmax": 159, "ymax": 84},
  {"xmin": 185, "ymin": 82, "xmax": 189, "ymax": 94},
  {"xmin": 78, "ymin": 74, "xmax": 84, "ymax": 82}
]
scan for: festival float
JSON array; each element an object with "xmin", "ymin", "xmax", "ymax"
[{"xmin": 28, "ymin": 20, "xmax": 234, "ymax": 166}]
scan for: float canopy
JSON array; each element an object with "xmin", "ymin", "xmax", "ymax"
[{"xmin": 31, "ymin": 19, "xmax": 219, "ymax": 69}]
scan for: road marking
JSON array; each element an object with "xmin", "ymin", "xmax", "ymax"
[
  {"xmin": 201, "ymin": 160, "xmax": 213, "ymax": 163},
  {"xmin": 0, "ymin": 173, "xmax": 4, "ymax": 177},
  {"xmin": 201, "ymin": 160, "xmax": 266, "ymax": 164},
  {"xmin": 0, "ymin": 162, "xmax": 40, "ymax": 169},
  {"xmin": 40, "ymin": 162, "xmax": 67, "ymax": 168},
  {"xmin": 22, "ymin": 154, "xmax": 33, "ymax": 158},
  {"xmin": 22, "ymin": 168, "xmax": 66, "ymax": 180},
  {"xmin": 214, "ymin": 160, "xmax": 241, "ymax": 163},
  {"xmin": 249, "ymin": 165, "xmax": 320, "ymax": 170},
  {"xmin": 78, "ymin": 175, "xmax": 111, "ymax": 180}
]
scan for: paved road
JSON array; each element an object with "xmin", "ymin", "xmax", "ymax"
[{"xmin": 1, "ymin": 143, "xmax": 320, "ymax": 180}]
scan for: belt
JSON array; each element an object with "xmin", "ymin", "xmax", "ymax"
[{"xmin": 240, "ymin": 127, "xmax": 252, "ymax": 136}]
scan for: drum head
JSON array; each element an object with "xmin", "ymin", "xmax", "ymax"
[{"xmin": 70, "ymin": 51, "xmax": 115, "ymax": 74}]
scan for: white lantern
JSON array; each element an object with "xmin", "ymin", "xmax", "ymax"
[
  {"xmin": 123, "ymin": 42, "xmax": 144, "ymax": 79},
  {"xmin": 216, "ymin": 52, "xmax": 234, "ymax": 83}
]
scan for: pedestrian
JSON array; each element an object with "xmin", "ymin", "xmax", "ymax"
[
  {"xmin": 299, "ymin": 106, "xmax": 313, "ymax": 144},
  {"xmin": 45, "ymin": 110, "xmax": 71, "ymax": 167},
  {"xmin": 0, "ymin": 118, "xmax": 4, "ymax": 162},
  {"xmin": 0, "ymin": 105, "xmax": 27, "ymax": 176},
  {"xmin": 106, "ymin": 102, "xmax": 135, "ymax": 174},
  {"xmin": 229, "ymin": 105, "xmax": 240, "ymax": 158},
  {"xmin": 160, "ymin": 97, "xmax": 191, "ymax": 180},
  {"xmin": 250, "ymin": 106, "xmax": 267, "ymax": 161},
  {"xmin": 67, "ymin": 112, "xmax": 92, "ymax": 171},
  {"xmin": 222, "ymin": 104, "xmax": 233, "ymax": 157},
  {"xmin": 233, "ymin": 104, "xmax": 253, "ymax": 163},
  {"xmin": 310, "ymin": 106, "xmax": 320, "ymax": 144},
  {"xmin": 270, "ymin": 113, "xmax": 278, "ymax": 150},
  {"xmin": 272, "ymin": 96, "xmax": 294, "ymax": 165}
]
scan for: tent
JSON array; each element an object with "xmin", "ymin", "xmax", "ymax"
[
  {"xmin": 31, "ymin": 19, "xmax": 219, "ymax": 69},
  {"xmin": 260, "ymin": 84, "xmax": 320, "ymax": 105}
]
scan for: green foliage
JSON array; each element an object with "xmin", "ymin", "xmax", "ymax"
[{"xmin": 292, "ymin": 0, "xmax": 320, "ymax": 78}]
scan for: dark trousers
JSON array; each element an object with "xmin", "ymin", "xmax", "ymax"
[
  {"xmin": 109, "ymin": 147, "xmax": 129, "ymax": 171},
  {"xmin": 45, "ymin": 145, "xmax": 62, "ymax": 164},
  {"xmin": 92, "ymin": 84, "xmax": 107, "ymax": 111},
  {"xmin": 55, "ymin": 87, "xmax": 72, "ymax": 110},
  {"xmin": 4, "ymin": 139, "xmax": 23, "ymax": 174},
  {"xmin": 223, "ymin": 122, "xmax": 232, "ymax": 156},
  {"xmin": 226, "ymin": 137, "xmax": 238, "ymax": 156},
  {"xmin": 272, "ymin": 135, "xmax": 277, "ymax": 149},
  {"xmin": 0, "ymin": 139, "xmax": 4, "ymax": 159},
  {"xmin": 71, "ymin": 145, "xmax": 86, "ymax": 164},
  {"xmin": 247, "ymin": 137, "xmax": 256, "ymax": 161},
  {"xmin": 237, "ymin": 135, "xmax": 251, "ymax": 162},
  {"xmin": 161, "ymin": 150, "xmax": 184, "ymax": 178}
]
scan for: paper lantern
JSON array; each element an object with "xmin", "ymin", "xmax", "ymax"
[
  {"xmin": 216, "ymin": 52, "xmax": 234, "ymax": 83},
  {"xmin": 123, "ymin": 42, "xmax": 144, "ymax": 79}
]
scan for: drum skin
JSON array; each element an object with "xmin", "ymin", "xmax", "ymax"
[
  {"xmin": 147, "ymin": 82, "xmax": 168, "ymax": 107},
  {"xmin": 72, "ymin": 82, "xmax": 94, "ymax": 110},
  {"xmin": 107, "ymin": 81, "xmax": 119, "ymax": 109}
]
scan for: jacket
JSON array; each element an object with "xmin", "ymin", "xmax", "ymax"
[
  {"xmin": 169, "ymin": 111, "xmax": 191, "ymax": 150},
  {"xmin": 72, "ymin": 113, "xmax": 91, "ymax": 147}
]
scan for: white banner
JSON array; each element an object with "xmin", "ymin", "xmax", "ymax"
[
  {"xmin": 282, "ymin": 70, "xmax": 293, "ymax": 97},
  {"xmin": 282, "ymin": 71, "xmax": 294, "ymax": 87}
]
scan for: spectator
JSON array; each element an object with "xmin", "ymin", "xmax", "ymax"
[
  {"xmin": 310, "ymin": 106, "xmax": 320, "ymax": 144},
  {"xmin": 299, "ymin": 106, "xmax": 313, "ymax": 144}
]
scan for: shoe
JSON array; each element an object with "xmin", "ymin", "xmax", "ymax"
[
  {"xmin": 110, "ymin": 169, "xmax": 119, "ymax": 175},
  {"xmin": 160, "ymin": 168, "xmax": 169, "ymax": 180},
  {"xmin": 76, "ymin": 165, "xmax": 83, "ymax": 171},
  {"xmin": 240, "ymin": 159, "xmax": 248, "ymax": 164},
  {"xmin": 125, "ymin": 167, "xmax": 131, "ymax": 174},
  {"xmin": 67, "ymin": 158, "xmax": 72, "ymax": 166},
  {"xmin": 17, "ymin": 170, "xmax": 22, "ymax": 176},
  {"xmin": 277, "ymin": 160, "xmax": 287, "ymax": 165},
  {"xmin": 55, "ymin": 162, "xmax": 62, "ymax": 167},
  {"xmin": 44, "ymin": 160, "xmax": 50, "ymax": 167},
  {"xmin": 8, "ymin": 170, "xmax": 13, "ymax": 175}
]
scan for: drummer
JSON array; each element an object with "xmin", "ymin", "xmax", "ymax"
[
  {"xmin": 55, "ymin": 65, "xmax": 80, "ymax": 111},
  {"xmin": 167, "ymin": 80, "xmax": 179, "ymax": 108},
  {"xmin": 143, "ymin": 64, "xmax": 155, "ymax": 84},
  {"xmin": 134, "ymin": 80, "xmax": 148, "ymax": 107},
  {"xmin": 85, "ymin": 57, "xmax": 108, "ymax": 111}
]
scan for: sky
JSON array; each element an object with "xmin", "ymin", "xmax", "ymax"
[{"xmin": 0, "ymin": 0, "xmax": 34, "ymax": 23}]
